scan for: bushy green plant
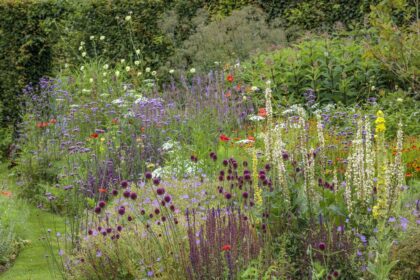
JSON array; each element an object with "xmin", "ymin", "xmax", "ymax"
[{"xmin": 167, "ymin": 6, "xmax": 286, "ymax": 71}]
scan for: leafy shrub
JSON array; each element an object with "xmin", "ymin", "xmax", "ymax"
[
  {"xmin": 241, "ymin": 35, "xmax": 384, "ymax": 106},
  {"xmin": 166, "ymin": 6, "xmax": 286, "ymax": 71}
]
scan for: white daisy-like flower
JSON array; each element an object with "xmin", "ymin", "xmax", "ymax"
[
  {"xmin": 125, "ymin": 66, "xmax": 131, "ymax": 72},
  {"xmin": 115, "ymin": 70, "xmax": 120, "ymax": 77},
  {"xmin": 103, "ymin": 64, "xmax": 109, "ymax": 70},
  {"xmin": 82, "ymin": 89, "xmax": 91, "ymax": 93},
  {"xmin": 125, "ymin": 15, "xmax": 132, "ymax": 21},
  {"xmin": 251, "ymin": 86, "xmax": 259, "ymax": 92},
  {"xmin": 112, "ymin": 98, "xmax": 124, "ymax": 105},
  {"xmin": 89, "ymin": 36, "xmax": 95, "ymax": 40},
  {"xmin": 120, "ymin": 59, "xmax": 125, "ymax": 64},
  {"xmin": 397, "ymin": 98, "xmax": 403, "ymax": 102},
  {"xmin": 248, "ymin": 115, "xmax": 265, "ymax": 121},
  {"xmin": 135, "ymin": 49, "xmax": 140, "ymax": 55},
  {"xmin": 190, "ymin": 68, "xmax": 196, "ymax": 74},
  {"xmin": 236, "ymin": 139, "xmax": 254, "ymax": 145},
  {"xmin": 80, "ymin": 41, "xmax": 85, "ymax": 46},
  {"xmin": 169, "ymin": 69, "xmax": 174, "ymax": 74},
  {"xmin": 69, "ymin": 104, "xmax": 80, "ymax": 108},
  {"xmin": 89, "ymin": 78, "xmax": 94, "ymax": 83},
  {"xmin": 81, "ymin": 52, "xmax": 87, "ymax": 57},
  {"xmin": 100, "ymin": 35, "xmax": 105, "ymax": 40},
  {"xmin": 134, "ymin": 60, "xmax": 140, "ymax": 66},
  {"xmin": 137, "ymin": 72, "xmax": 142, "ymax": 77},
  {"xmin": 145, "ymin": 67, "xmax": 151, "ymax": 73},
  {"xmin": 102, "ymin": 72, "xmax": 107, "ymax": 77},
  {"xmin": 78, "ymin": 46, "xmax": 83, "ymax": 51},
  {"xmin": 151, "ymin": 71, "xmax": 157, "ymax": 76},
  {"xmin": 80, "ymin": 66, "xmax": 85, "ymax": 71}
]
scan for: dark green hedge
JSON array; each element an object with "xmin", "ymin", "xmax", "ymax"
[{"xmin": 0, "ymin": 0, "xmax": 67, "ymax": 127}]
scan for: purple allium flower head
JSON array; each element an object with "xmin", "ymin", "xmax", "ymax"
[
  {"xmin": 318, "ymin": 242, "xmax": 326, "ymax": 251},
  {"xmin": 121, "ymin": 180, "xmax": 129, "ymax": 188},
  {"xmin": 145, "ymin": 172, "xmax": 152, "ymax": 180},
  {"xmin": 224, "ymin": 192, "xmax": 232, "ymax": 200},
  {"xmin": 164, "ymin": 195, "xmax": 171, "ymax": 203},
  {"xmin": 130, "ymin": 192, "xmax": 138, "ymax": 200},
  {"xmin": 123, "ymin": 190, "xmax": 131, "ymax": 198},
  {"xmin": 153, "ymin": 178, "xmax": 160, "ymax": 186},
  {"xmin": 112, "ymin": 189, "xmax": 118, "ymax": 196},
  {"xmin": 98, "ymin": 201, "xmax": 106, "ymax": 208},
  {"xmin": 118, "ymin": 207, "xmax": 125, "ymax": 215},
  {"xmin": 157, "ymin": 187, "xmax": 165, "ymax": 195},
  {"xmin": 242, "ymin": 192, "xmax": 249, "ymax": 199},
  {"xmin": 94, "ymin": 206, "xmax": 101, "ymax": 214}
]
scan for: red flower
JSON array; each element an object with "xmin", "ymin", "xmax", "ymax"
[
  {"xmin": 98, "ymin": 188, "xmax": 107, "ymax": 193},
  {"xmin": 219, "ymin": 134, "xmax": 230, "ymax": 142},
  {"xmin": 221, "ymin": 244, "xmax": 231, "ymax": 251},
  {"xmin": 90, "ymin": 133, "xmax": 99, "ymax": 139},
  {"xmin": 258, "ymin": 108, "xmax": 267, "ymax": 117},
  {"xmin": 49, "ymin": 119, "xmax": 57, "ymax": 125},
  {"xmin": 227, "ymin": 74, "xmax": 234, "ymax": 83},
  {"xmin": 247, "ymin": 136, "xmax": 255, "ymax": 141}
]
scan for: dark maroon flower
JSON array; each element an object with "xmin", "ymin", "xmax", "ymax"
[
  {"xmin": 161, "ymin": 200, "xmax": 166, "ymax": 206},
  {"xmin": 161, "ymin": 216, "xmax": 166, "ymax": 222},
  {"xmin": 98, "ymin": 200, "xmax": 106, "ymax": 208},
  {"xmin": 224, "ymin": 192, "xmax": 232, "ymax": 200},
  {"xmin": 157, "ymin": 187, "xmax": 165, "ymax": 195},
  {"xmin": 154, "ymin": 208, "xmax": 160, "ymax": 215},
  {"xmin": 123, "ymin": 190, "xmax": 130, "ymax": 198},
  {"xmin": 106, "ymin": 228, "xmax": 112, "ymax": 233},
  {"xmin": 318, "ymin": 242, "xmax": 326, "ymax": 251},
  {"xmin": 164, "ymin": 195, "xmax": 171, "ymax": 203},
  {"xmin": 121, "ymin": 180, "xmax": 129, "ymax": 188},
  {"xmin": 94, "ymin": 206, "xmax": 101, "ymax": 214},
  {"xmin": 223, "ymin": 159, "xmax": 229, "ymax": 166},
  {"xmin": 244, "ymin": 174, "xmax": 251, "ymax": 181},
  {"xmin": 88, "ymin": 229, "xmax": 93, "ymax": 235},
  {"xmin": 153, "ymin": 178, "xmax": 160, "ymax": 186},
  {"xmin": 128, "ymin": 216, "xmax": 133, "ymax": 221},
  {"xmin": 265, "ymin": 164, "xmax": 271, "ymax": 171},
  {"xmin": 333, "ymin": 271, "xmax": 339, "ymax": 278},
  {"xmin": 259, "ymin": 174, "xmax": 266, "ymax": 181},
  {"xmin": 102, "ymin": 231, "xmax": 107, "ymax": 236},
  {"xmin": 145, "ymin": 172, "xmax": 152, "ymax": 180},
  {"xmin": 218, "ymin": 175, "xmax": 224, "ymax": 181},
  {"xmin": 130, "ymin": 192, "xmax": 137, "ymax": 200},
  {"xmin": 170, "ymin": 205, "xmax": 175, "ymax": 212},
  {"xmin": 112, "ymin": 189, "xmax": 118, "ymax": 196},
  {"xmin": 117, "ymin": 225, "xmax": 123, "ymax": 232},
  {"xmin": 242, "ymin": 192, "xmax": 249, "ymax": 199},
  {"xmin": 219, "ymin": 170, "xmax": 225, "ymax": 176},
  {"xmin": 149, "ymin": 213, "xmax": 154, "ymax": 218},
  {"xmin": 140, "ymin": 209, "xmax": 145, "ymax": 215},
  {"xmin": 174, "ymin": 218, "xmax": 179, "ymax": 224},
  {"xmin": 118, "ymin": 207, "xmax": 125, "ymax": 215}
]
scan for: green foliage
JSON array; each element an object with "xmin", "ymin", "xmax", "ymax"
[
  {"xmin": 390, "ymin": 225, "xmax": 420, "ymax": 279},
  {"xmin": 241, "ymin": 35, "xmax": 383, "ymax": 106},
  {"xmin": 0, "ymin": 126, "xmax": 13, "ymax": 161},
  {"xmin": 167, "ymin": 6, "xmax": 286, "ymax": 71},
  {"xmin": 0, "ymin": 0, "xmax": 66, "ymax": 127}
]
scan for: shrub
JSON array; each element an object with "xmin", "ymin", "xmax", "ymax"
[{"xmin": 167, "ymin": 6, "xmax": 286, "ymax": 71}]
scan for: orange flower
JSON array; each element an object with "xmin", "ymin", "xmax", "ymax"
[
  {"xmin": 225, "ymin": 91, "xmax": 231, "ymax": 98},
  {"xmin": 247, "ymin": 136, "xmax": 255, "ymax": 141},
  {"xmin": 221, "ymin": 244, "xmax": 231, "ymax": 251},
  {"xmin": 112, "ymin": 118, "xmax": 119, "ymax": 125},
  {"xmin": 236, "ymin": 84, "xmax": 241, "ymax": 91},
  {"xmin": 258, "ymin": 108, "xmax": 267, "ymax": 117},
  {"xmin": 98, "ymin": 188, "xmax": 107, "ymax": 193},
  {"xmin": 405, "ymin": 172, "xmax": 413, "ymax": 178},
  {"xmin": 0, "ymin": 191, "xmax": 12, "ymax": 198},
  {"xmin": 141, "ymin": 127, "xmax": 145, "ymax": 132},
  {"xmin": 227, "ymin": 74, "xmax": 234, "ymax": 83},
  {"xmin": 90, "ymin": 133, "xmax": 99, "ymax": 139},
  {"xmin": 49, "ymin": 119, "xmax": 57, "ymax": 124}
]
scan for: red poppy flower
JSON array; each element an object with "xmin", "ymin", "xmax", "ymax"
[
  {"xmin": 227, "ymin": 74, "xmax": 234, "ymax": 83},
  {"xmin": 36, "ymin": 122, "xmax": 43, "ymax": 128},
  {"xmin": 49, "ymin": 119, "xmax": 57, "ymax": 124},
  {"xmin": 90, "ymin": 133, "xmax": 99, "ymax": 139},
  {"xmin": 98, "ymin": 188, "xmax": 107, "ymax": 193},
  {"xmin": 258, "ymin": 108, "xmax": 267, "ymax": 117},
  {"xmin": 219, "ymin": 134, "xmax": 230, "ymax": 142},
  {"xmin": 221, "ymin": 244, "xmax": 231, "ymax": 251},
  {"xmin": 247, "ymin": 136, "xmax": 255, "ymax": 141}
]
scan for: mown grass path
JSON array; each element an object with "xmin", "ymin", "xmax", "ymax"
[{"xmin": 0, "ymin": 164, "xmax": 64, "ymax": 280}]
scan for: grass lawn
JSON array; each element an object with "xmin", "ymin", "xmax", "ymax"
[{"xmin": 0, "ymin": 164, "xmax": 64, "ymax": 280}]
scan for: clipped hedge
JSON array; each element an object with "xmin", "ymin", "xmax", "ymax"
[{"xmin": 0, "ymin": 0, "xmax": 67, "ymax": 126}]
